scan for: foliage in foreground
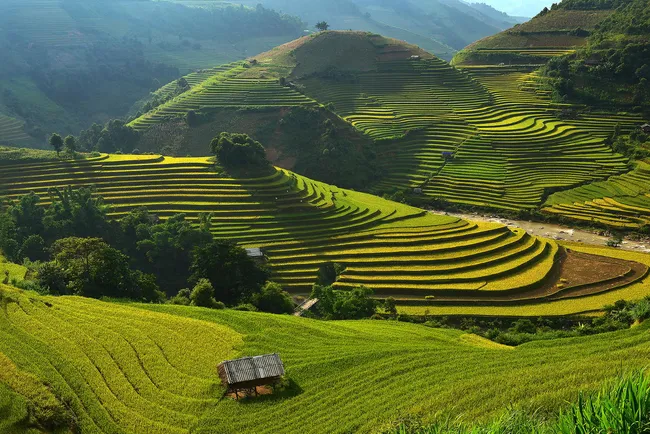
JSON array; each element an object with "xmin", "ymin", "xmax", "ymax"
[{"xmin": 388, "ymin": 371, "xmax": 650, "ymax": 434}]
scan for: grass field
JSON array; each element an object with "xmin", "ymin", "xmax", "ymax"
[{"xmin": 2, "ymin": 284, "xmax": 650, "ymax": 433}]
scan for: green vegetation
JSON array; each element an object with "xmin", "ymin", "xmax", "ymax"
[
  {"xmin": 389, "ymin": 371, "xmax": 650, "ymax": 433},
  {"xmin": 542, "ymin": 0, "xmax": 650, "ymax": 110},
  {"xmin": 0, "ymin": 0, "xmax": 305, "ymax": 145},
  {"xmin": 2, "ymin": 285, "xmax": 650, "ymax": 432},
  {"xmin": 0, "ymin": 152, "xmax": 583, "ymax": 313},
  {"xmin": 211, "ymin": 132, "xmax": 270, "ymax": 170}
]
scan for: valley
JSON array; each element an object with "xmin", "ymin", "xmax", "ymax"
[{"xmin": 1, "ymin": 1, "xmax": 650, "ymax": 433}]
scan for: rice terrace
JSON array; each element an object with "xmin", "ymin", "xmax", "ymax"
[{"xmin": 2, "ymin": 0, "xmax": 650, "ymax": 433}]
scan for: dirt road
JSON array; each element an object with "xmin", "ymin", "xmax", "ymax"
[{"xmin": 430, "ymin": 210, "xmax": 650, "ymax": 254}]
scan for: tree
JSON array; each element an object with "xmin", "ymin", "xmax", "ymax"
[
  {"xmin": 17, "ymin": 234, "xmax": 46, "ymax": 262},
  {"xmin": 315, "ymin": 21, "xmax": 330, "ymax": 31},
  {"xmin": 190, "ymin": 278, "xmax": 219, "ymax": 308},
  {"xmin": 49, "ymin": 133, "xmax": 64, "ymax": 156},
  {"xmin": 310, "ymin": 285, "xmax": 378, "ymax": 320},
  {"xmin": 49, "ymin": 237, "xmax": 160, "ymax": 300},
  {"xmin": 64, "ymin": 135, "xmax": 77, "ymax": 155},
  {"xmin": 253, "ymin": 282, "xmax": 294, "ymax": 314},
  {"xmin": 383, "ymin": 297, "xmax": 397, "ymax": 317},
  {"xmin": 210, "ymin": 132, "xmax": 269, "ymax": 169},
  {"xmin": 190, "ymin": 239, "xmax": 269, "ymax": 305}
]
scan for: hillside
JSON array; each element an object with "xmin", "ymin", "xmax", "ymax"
[
  {"xmin": 2, "ymin": 284, "xmax": 650, "ymax": 432},
  {"xmin": 166, "ymin": 0, "xmax": 525, "ymax": 59},
  {"xmin": 1, "ymin": 152, "xmax": 648, "ymax": 315},
  {"xmin": 452, "ymin": 0, "xmax": 619, "ymax": 66},
  {"xmin": 0, "ymin": 0, "xmax": 305, "ymax": 147},
  {"xmin": 130, "ymin": 31, "xmax": 645, "ymax": 219}
]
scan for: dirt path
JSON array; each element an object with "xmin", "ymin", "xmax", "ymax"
[{"xmin": 429, "ymin": 210, "xmax": 650, "ymax": 254}]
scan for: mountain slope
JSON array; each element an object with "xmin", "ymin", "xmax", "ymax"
[
  {"xmin": 131, "ymin": 32, "xmax": 643, "ymax": 214},
  {"xmin": 0, "ymin": 0, "xmax": 305, "ymax": 146},
  {"xmin": 168, "ymin": 0, "xmax": 523, "ymax": 58},
  {"xmin": 453, "ymin": 0, "xmax": 619, "ymax": 66}
]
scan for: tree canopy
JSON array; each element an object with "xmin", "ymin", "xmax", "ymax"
[{"xmin": 210, "ymin": 132, "xmax": 269, "ymax": 169}]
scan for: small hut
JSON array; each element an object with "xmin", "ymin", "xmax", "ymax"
[
  {"xmin": 217, "ymin": 354, "xmax": 285, "ymax": 399},
  {"xmin": 641, "ymin": 124, "xmax": 650, "ymax": 134},
  {"xmin": 442, "ymin": 151, "xmax": 454, "ymax": 161},
  {"xmin": 409, "ymin": 55, "xmax": 421, "ymax": 61},
  {"xmin": 245, "ymin": 247, "xmax": 266, "ymax": 264}
]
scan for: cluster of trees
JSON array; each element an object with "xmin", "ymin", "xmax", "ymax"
[
  {"xmin": 211, "ymin": 132, "xmax": 269, "ymax": 170},
  {"xmin": 605, "ymin": 123, "xmax": 650, "ymax": 160},
  {"xmin": 543, "ymin": 0, "xmax": 650, "ymax": 109},
  {"xmin": 0, "ymin": 187, "xmax": 295, "ymax": 313},
  {"xmin": 49, "ymin": 120, "xmax": 141, "ymax": 155},
  {"xmin": 275, "ymin": 107, "xmax": 380, "ymax": 189}
]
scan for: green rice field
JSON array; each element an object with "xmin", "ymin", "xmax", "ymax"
[
  {"xmin": 2, "ymin": 284, "xmax": 650, "ymax": 433},
  {"xmin": 0, "ymin": 154, "xmax": 564, "ymax": 301}
]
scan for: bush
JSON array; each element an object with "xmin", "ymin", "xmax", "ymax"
[
  {"xmin": 252, "ymin": 282, "xmax": 295, "ymax": 314},
  {"xmin": 190, "ymin": 279, "xmax": 219, "ymax": 308},
  {"xmin": 210, "ymin": 132, "xmax": 269, "ymax": 169}
]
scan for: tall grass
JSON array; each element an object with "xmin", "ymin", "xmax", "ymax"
[{"xmin": 390, "ymin": 371, "xmax": 650, "ymax": 434}]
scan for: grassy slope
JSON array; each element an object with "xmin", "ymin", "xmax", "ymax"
[{"xmin": 2, "ymin": 284, "xmax": 650, "ymax": 433}]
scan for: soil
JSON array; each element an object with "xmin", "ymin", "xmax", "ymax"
[{"xmin": 389, "ymin": 249, "xmax": 648, "ymax": 305}]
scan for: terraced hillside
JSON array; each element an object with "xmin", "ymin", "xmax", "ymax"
[
  {"xmin": 3, "ymin": 285, "xmax": 650, "ymax": 433},
  {"xmin": 301, "ymin": 59, "xmax": 639, "ymax": 210},
  {"xmin": 129, "ymin": 62, "xmax": 316, "ymax": 131},
  {"xmin": 544, "ymin": 160, "xmax": 650, "ymax": 228},
  {"xmin": 132, "ymin": 31, "xmax": 647, "ymax": 222},
  {"xmin": 0, "ymin": 154, "xmax": 567, "ymax": 301},
  {"xmin": 0, "ymin": 114, "xmax": 31, "ymax": 146},
  {"xmin": 453, "ymin": 2, "xmax": 618, "ymax": 67}
]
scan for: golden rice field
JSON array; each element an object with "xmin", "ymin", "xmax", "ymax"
[
  {"xmin": 0, "ymin": 154, "xmax": 565, "ymax": 302},
  {"xmin": 544, "ymin": 160, "xmax": 650, "ymax": 228},
  {"xmin": 3, "ymin": 284, "xmax": 650, "ymax": 433}
]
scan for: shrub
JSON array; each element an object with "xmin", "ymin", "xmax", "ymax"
[
  {"xmin": 252, "ymin": 282, "xmax": 294, "ymax": 314},
  {"xmin": 210, "ymin": 132, "xmax": 269, "ymax": 169},
  {"xmin": 190, "ymin": 279, "xmax": 219, "ymax": 308}
]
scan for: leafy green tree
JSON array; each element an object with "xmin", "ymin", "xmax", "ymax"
[
  {"xmin": 63, "ymin": 135, "xmax": 77, "ymax": 155},
  {"xmin": 210, "ymin": 132, "xmax": 269, "ymax": 169},
  {"xmin": 190, "ymin": 239, "xmax": 269, "ymax": 305},
  {"xmin": 135, "ymin": 214, "xmax": 212, "ymax": 294},
  {"xmin": 36, "ymin": 261, "xmax": 69, "ymax": 295},
  {"xmin": 253, "ymin": 282, "xmax": 294, "ymax": 314},
  {"xmin": 17, "ymin": 234, "xmax": 46, "ymax": 262},
  {"xmin": 49, "ymin": 133, "xmax": 64, "ymax": 156},
  {"xmin": 190, "ymin": 278, "xmax": 219, "ymax": 308},
  {"xmin": 49, "ymin": 237, "xmax": 160, "ymax": 300},
  {"xmin": 315, "ymin": 21, "xmax": 330, "ymax": 31},
  {"xmin": 310, "ymin": 285, "xmax": 378, "ymax": 319},
  {"xmin": 170, "ymin": 288, "xmax": 191, "ymax": 306},
  {"xmin": 383, "ymin": 297, "xmax": 398, "ymax": 317},
  {"xmin": 316, "ymin": 262, "xmax": 345, "ymax": 286}
]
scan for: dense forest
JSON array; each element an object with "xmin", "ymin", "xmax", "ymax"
[{"xmin": 544, "ymin": 0, "xmax": 650, "ymax": 109}]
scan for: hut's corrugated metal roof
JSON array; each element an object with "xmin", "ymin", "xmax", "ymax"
[
  {"xmin": 245, "ymin": 248, "xmax": 264, "ymax": 258},
  {"xmin": 220, "ymin": 354, "xmax": 284, "ymax": 385}
]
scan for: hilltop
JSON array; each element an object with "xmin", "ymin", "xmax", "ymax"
[{"xmin": 452, "ymin": 0, "xmax": 621, "ymax": 66}]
